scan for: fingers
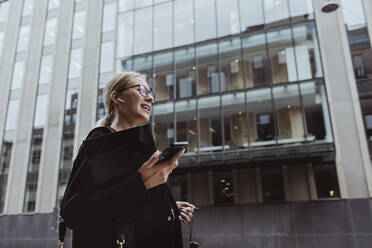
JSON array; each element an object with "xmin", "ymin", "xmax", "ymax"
[
  {"xmin": 140, "ymin": 150, "xmax": 160, "ymax": 169},
  {"xmin": 180, "ymin": 211, "xmax": 192, "ymax": 222},
  {"xmin": 177, "ymin": 201, "xmax": 197, "ymax": 209}
]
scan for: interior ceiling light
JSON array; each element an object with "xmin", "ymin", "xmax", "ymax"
[{"xmin": 321, "ymin": 0, "xmax": 339, "ymax": 13}]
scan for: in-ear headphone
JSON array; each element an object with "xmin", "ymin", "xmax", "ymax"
[{"xmin": 117, "ymin": 98, "xmax": 125, "ymax": 103}]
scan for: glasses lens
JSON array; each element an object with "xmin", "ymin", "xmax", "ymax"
[{"xmin": 139, "ymin": 85, "xmax": 155, "ymax": 99}]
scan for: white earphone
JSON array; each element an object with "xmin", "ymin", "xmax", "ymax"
[{"xmin": 117, "ymin": 97, "xmax": 125, "ymax": 103}]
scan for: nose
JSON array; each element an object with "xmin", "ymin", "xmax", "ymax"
[{"xmin": 146, "ymin": 93, "xmax": 154, "ymax": 103}]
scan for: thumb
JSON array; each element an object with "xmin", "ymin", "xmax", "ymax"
[{"xmin": 140, "ymin": 150, "xmax": 160, "ymax": 169}]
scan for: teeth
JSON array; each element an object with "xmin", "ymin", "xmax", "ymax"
[{"xmin": 142, "ymin": 105, "xmax": 150, "ymax": 111}]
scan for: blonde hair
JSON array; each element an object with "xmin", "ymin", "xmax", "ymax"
[{"xmin": 96, "ymin": 71, "xmax": 142, "ymax": 127}]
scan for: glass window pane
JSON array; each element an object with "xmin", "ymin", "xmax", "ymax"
[
  {"xmin": 134, "ymin": 7, "xmax": 152, "ymax": 54},
  {"xmin": 17, "ymin": 25, "xmax": 30, "ymax": 52},
  {"xmin": 293, "ymin": 22, "xmax": 323, "ymax": 79},
  {"xmin": 48, "ymin": 0, "xmax": 60, "ymax": 10},
  {"xmin": 242, "ymin": 32, "xmax": 270, "ymax": 87},
  {"xmin": 195, "ymin": 0, "xmax": 217, "ymax": 42},
  {"xmin": 239, "ymin": 0, "xmax": 264, "ymax": 32},
  {"xmin": 219, "ymin": 37, "xmax": 244, "ymax": 91},
  {"xmin": 174, "ymin": 0, "xmax": 194, "ymax": 46},
  {"xmin": 175, "ymin": 47, "xmax": 196, "ymax": 99},
  {"xmin": 154, "ymin": 52, "xmax": 173, "ymax": 101},
  {"xmin": 22, "ymin": 0, "xmax": 34, "ymax": 17},
  {"xmin": 214, "ymin": 171, "xmax": 234, "ymax": 204},
  {"xmin": 44, "ymin": 18, "xmax": 57, "ymax": 46},
  {"xmin": 261, "ymin": 167, "xmax": 284, "ymax": 202},
  {"xmin": 300, "ymin": 81, "xmax": 331, "ymax": 142},
  {"xmin": 216, "ymin": 0, "xmax": 239, "ymax": 37},
  {"xmin": 247, "ymin": 88, "xmax": 275, "ymax": 145},
  {"xmin": 314, "ymin": 163, "xmax": 340, "ymax": 198},
  {"xmin": 175, "ymin": 99, "xmax": 197, "ymax": 153},
  {"xmin": 154, "ymin": 3, "xmax": 172, "ymax": 51},
  {"xmin": 155, "ymin": 0, "xmax": 168, "ymax": 4},
  {"xmin": 340, "ymin": 0, "xmax": 366, "ymax": 28},
  {"xmin": 289, "ymin": 0, "xmax": 314, "ymax": 21},
  {"xmin": 5, "ymin": 100, "xmax": 20, "ymax": 131},
  {"xmin": 11, "ymin": 61, "xmax": 25, "ymax": 90},
  {"xmin": 198, "ymin": 95, "xmax": 222, "ymax": 152},
  {"xmin": 117, "ymin": 58, "xmax": 133, "ymax": 72},
  {"xmin": 263, "ymin": 0, "xmax": 290, "ymax": 27},
  {"xmin": 222, "ymin": 92, "xmax": 248, "ymax": 149},
  {"xmin": 119, "ymin": 0, "xmax": 134, "ymax": 12},
  {"xmin": 68, "ymin": 48, "xmax": 82, "ymax": 79},
  {"xmin": 267, "ymin": 26, "xmax": 297, "ymax": 84},
  {"xmin": 135, "ymin": 0, "xmax": 153, "ymax": 8},
  {"xmin": 273, "ymin": 84, "xmax": 305, "ymax": 142},
  {"xmin": 102, "ymin": 2, "xmax": 116, "ymax": 33},
  {"xmin": 196, "ymin": 42, "xmax": 218, "ymax": 95},
  {"xmin": 33, "ymin": 94, "xmax": 48, "ymax": 128},
  {"xmin": 133, "ymin": 55, "xmax": 153, "ymax": 85},
  {"xmin": 0, "ymin": 32, "xmax": 4, "ymax": 55},
  {"xmin": 154, "ymin": 102, "xmax": 174, "ymax": 151},
  {"xmin": 0, "ymin": 1, "xmax": 10, "ymax": 23},
  {"xmin": 100, "ymin": 41, "xmax": 114, "ymax": 73},
  {"xmin": 72, "ymin": 11, "xmax": 85, "ymax": 40},
  {"xmin": 117, "ymin": 12, "xmax": 134, "ymax": 57},
  {"xmin": 39, "ymin": 55, "xmax": 53, "ymax": 85}
]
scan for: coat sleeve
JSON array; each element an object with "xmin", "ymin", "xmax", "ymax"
[{"xmin": 61, "ymin": 130, "xmax": 149, "ymax": 229}]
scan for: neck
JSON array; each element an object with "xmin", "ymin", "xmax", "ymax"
[{"xmin": 110, "ymin": 113, "xmax": 138, "ymax": 132}]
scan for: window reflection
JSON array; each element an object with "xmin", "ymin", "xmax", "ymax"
[
  {"xmin": 222, "ymin": 92, "xmax": 248, "ymax": 149},
  {"xmin": 0, "ymin": 131, "xmax": 14, "ymax": 213},
  {"xmin": 44, "ymin": 18, "xmax": 57, "ymax": 46},
  {"xmin": 174, "ymin": 0, "xmax": 194, "ymax": 46},
  {"xmin": 263, "ymin": 0, "xmax": 290, "ymax": 27},
  {"xmin": 22, "ymin": 0, "xmax": 34, "ymax": 17},
  {"xmin": 68, "ymin": 48, "xmax": 82, "ymax": 79},
  {"xmin": 17, "ymin": 25, "xmax": 30, "ymax": 52},
  {"xmin": 242, "ymin": 33, "xmax": 270, "ymax": 87},
  {"xmin": 196, "ymin": 42, "xmax": 218, "ymax": 95},
  {"xmin": 219, "ymin": 37, "xmax": 244, "ymax": 91},
  {"xmin": 134, "ymin": 7, "xmax": 152, "ymax": 54},
  {"xmin": 100, "ymin": 42, "xmax": 114, "ymax": 73},
  {"xmin": 214, "ymin": 171, "xmax": 234, "ymax": 205},
  {"xmin": 33, "ymin": 95, "xmax": 48, "ymax": 128},
  {"xmin": 288, "ymin": 0, "xmax": 314, "ymax": 21},
  {"xmin": 239, "ymin": 0, "xmax": 264, "ymax": 32},
  {"xmin": 175, "ymin": 47, "xmax": 196, "ymax": 98},
  {"xmin": 216, "ymin": 0, "xmax": 239, "ymax": 37},
  {"xmin": 133, "ymin": 55, "xmax": 153, "ymax": 85},
  {"xmin": 135, "ymin": 0, "xmax": 152, "ymax": 9},
  {"xmin": 102, "ymin": 2, "xmax": 116, "ymax": 33},
  {"xmin": 0, "ymin": 1, "xmax": 9, "ymax": 23},
  {"xmin": 246, "ymin": 88, "xmax": 275, "ymax": 145},
  {"xmin": 198, "ymin": 95, "xmax": 222, "ymax": 152},
  {"xmin": 175, "ymin": 99, "xmax": 197, "ymax": 153},
  {"xmin": 5, "ymin": 100, "xmax": 20, "ymax": 131},
  {"xmin": 11, "ymin": 61, "xmax": 25, "ymax": 90},
  {"xmin": 153, "ymin": 102, "xmax": 174, "ymax": 151},
  {"xmin": 273, "ymin": 84, "xmax": 304, "ymax": 142},
  {"xmin": 153, "ymin": 52, "xmax": 174, "ymax": 101},
  {"xmin": 39, "ymin": 55, "xmax": 53, "ymax": 85},
  {"xmin": 154, "ymin": 3, "xmax": 172, "ymax": 51},
  {"xmin": 72, "ymin": 11, "xmax": 85, "ymax": 40},
  {"xmin": 313, "ymin": 163, "xmax": 340, "ymax": 198},
  {"xmin": 119, "ymin": 0, "xmax": 134, "ymax": 12},
  {"xmin": 267, "ymin": 26, "xmax": 297, "ymax": 84},
  {"xmin": 195, "ymin": 0, "xmax": 217, "ymax": 42},
  {"xmin": 117, "ymin": 12, "xmax": 134, "ymax": 57}
]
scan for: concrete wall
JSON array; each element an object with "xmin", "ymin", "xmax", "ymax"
[{"xmin": 1, "ymin": 199, "xmax": 372, "ymax": 248}]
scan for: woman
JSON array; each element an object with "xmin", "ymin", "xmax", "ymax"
[{"xmin": 60, "ymin": 72, "xmax": 196, "ymax": 248}]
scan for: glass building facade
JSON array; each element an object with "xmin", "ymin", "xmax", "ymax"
[{"xmin": 1, "ymin": 0, "xmax": 372, "ymax": 246}]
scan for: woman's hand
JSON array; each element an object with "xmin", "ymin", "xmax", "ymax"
[
  {"xmin": 176, "ymin": 201, "xmax": 197, "ymax": 223},
  {"xmin": 138, "ymin": 149, "xmax": 184, "ymax": 190}
]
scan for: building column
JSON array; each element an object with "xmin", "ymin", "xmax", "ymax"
[
  {"xmin": 362, "ymin": 0, "xmax": 372, "ymax": 48},
  {"xmin": 255, "ymin": 168, "xmax": 263, "ymax": 203},
  {"xmin": 313, "ymin": 0, "xmax": 372, "ymax": 198},
  {"xmin": 73, "ymin": 0, "xmax": 103, "ymax": 157},
  {"xmin": 4, "ymin": 0, "xmax": 48, "ymax": 214},
  {"xmin": 306, "ymin": 163, "xmax": 318, "ymax": 200},
  {"xmin": 282, "ymin": 165, "xmax": 291, "ymax": 201},
  {"xmin": 207, "ymin": 171, "xmax": 214, "ymax": 205},
  {"xmin": 37, "ymin": 0, "xmax": 75, "ymax": 213},
  {"xmin": 232, "ymin": 169, "xmax": 240, "ymax": 204}
]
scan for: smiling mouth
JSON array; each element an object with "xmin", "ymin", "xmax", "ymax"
[{"xmin": 141, "ymin": 105, "xmax": 151, "ymax": 113}]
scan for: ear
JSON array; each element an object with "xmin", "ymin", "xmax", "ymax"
[{"xmin": 110, "ymin": 91, "xmax": 120, "ymax": 105}]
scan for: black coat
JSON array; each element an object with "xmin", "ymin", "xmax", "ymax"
[{"xmin": 60, "ymin": 124, "xmax": 184, "ymax": 248}]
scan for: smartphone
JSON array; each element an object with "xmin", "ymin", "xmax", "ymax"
[{"xmin": 156, "ymin": 142, "xmax": 188, "ymax": 164}]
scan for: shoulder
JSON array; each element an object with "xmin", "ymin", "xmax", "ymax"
[{"xmin": 86, "ymin": 126, "xmax": 113, "ymax": 139}]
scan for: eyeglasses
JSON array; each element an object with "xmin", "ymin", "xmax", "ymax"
[{"xmin": 117, "ymin": 84, "xmax": 155, "ymax": 99}]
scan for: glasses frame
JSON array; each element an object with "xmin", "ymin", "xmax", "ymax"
[{"xmin": 117, "ymin": 84, "xmax": 155, "ymax": 99}]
